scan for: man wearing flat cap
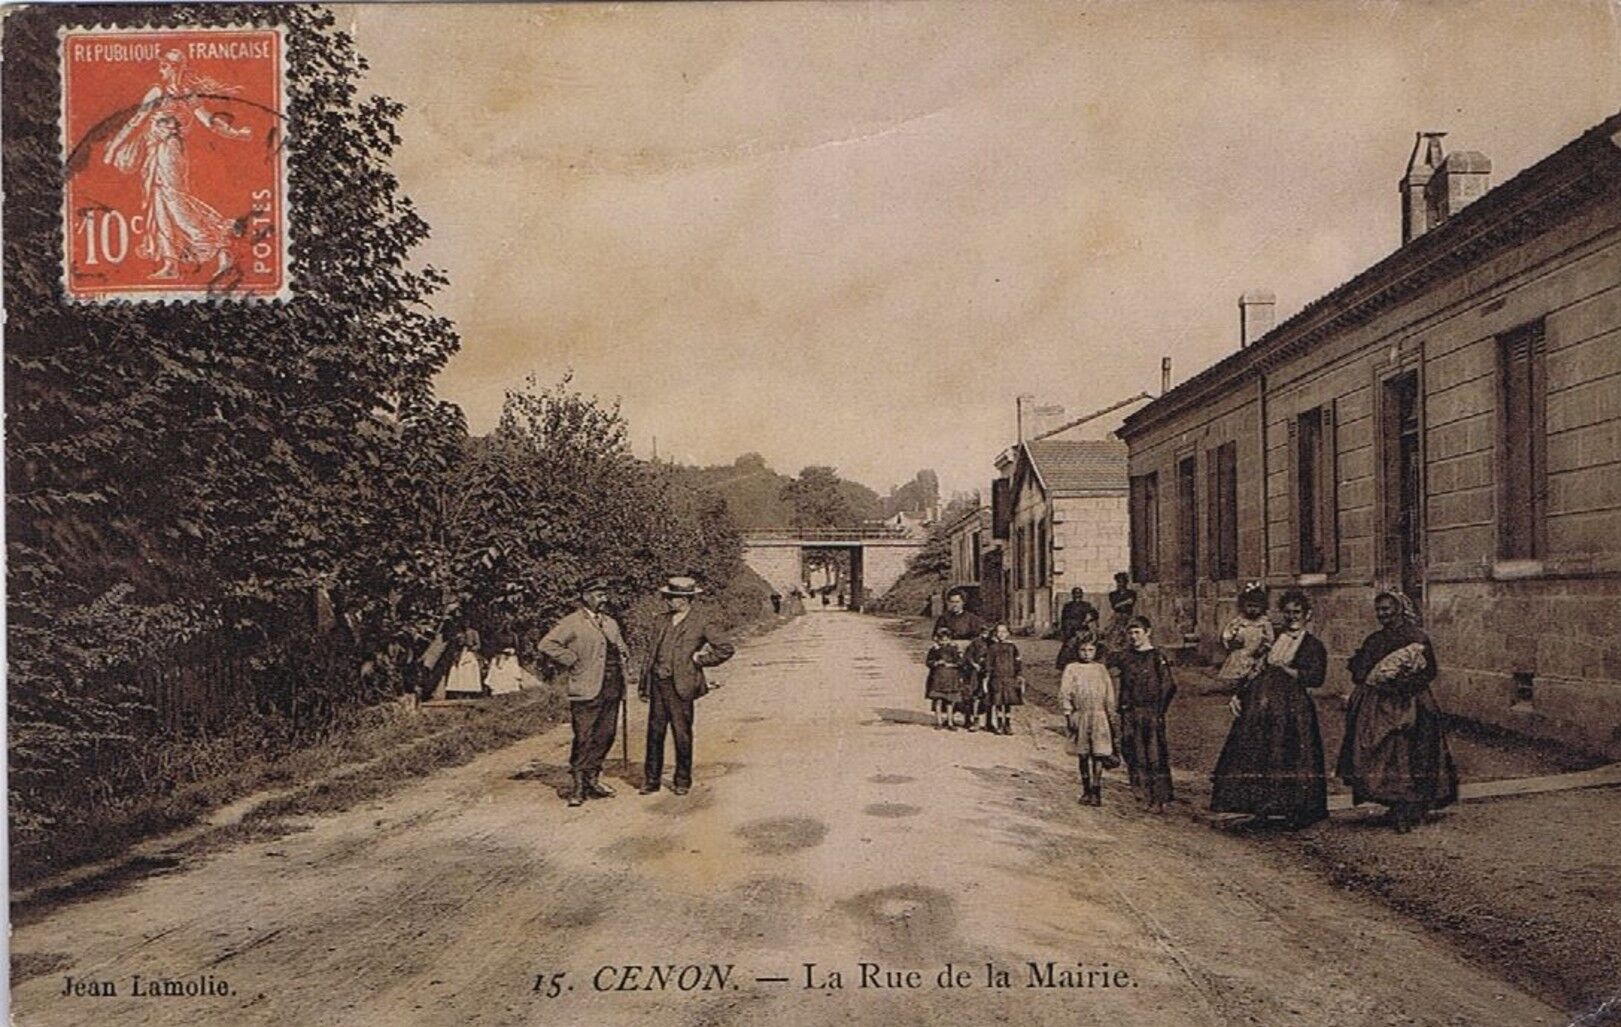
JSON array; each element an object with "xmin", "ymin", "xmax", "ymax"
[
  {"xmin": 539, "ymin": 577, "xmax": 633, "ymax": 808},
  {"xmin": 639, "ymin": 575, "xmax": 735, "ymax": 796}
]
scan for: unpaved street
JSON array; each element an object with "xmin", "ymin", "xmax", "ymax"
[{"xmin": 11, "ymin": 613, "xmax": 1565, "ymax": 1027}]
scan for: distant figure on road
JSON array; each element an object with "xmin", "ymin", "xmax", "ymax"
[
  {"xmin": 1338, "ymin": 588, "xmax": 1458, "ymax": 833},
  {"xmin": 1061, "ymin": 637, "xmax": 1119, "ymax": 806},
  {"xmin": 924, "ymin": 626, "xmax": 966, "ymax": 730},
  {"xmin": 442, "ymin": 624, "xmax": 485, "ymax": 697},
  {"xmin": 1103, "ymin": 572, "xmax": 1139, "ymax": 653},
  {"xmin": 1059, "ymin": 587, "xmax": 1098, "ymax": 644},
  {"xmin": 933, "ymin": 588, "xmax": 986, "ymax": 641},
  {"xmin": 1210, "ymin": 589, "xmax": 1328, "ymax": 827},
  {"xmin": 936, "ymin": 589, "xmax": 989, "ymax": 728},
  {"xmin": 639, "ymin": 576, "xmax": 735, "ymax": 796},
  {"xmin": 982, "ymin": 623, "xmax": 1024, "ymax": 735},
  {"xmin": 1115, "ymin": 616, "xmax": 1176, "ymax": 813},
  {"xmin": 539, "ymin": 578, "xmax": 633, "ymax": 808},
  {"xmin": 770, "ymin": 592, "xmax": 782, "ymax": 615},
  {"xmin": 484, "ymin": 630, "xmax": 539, "ymax": 695}
]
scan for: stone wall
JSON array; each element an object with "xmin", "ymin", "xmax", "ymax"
[{"xmin": 1051, "ymin": 494, "xmax": 1129, "ymax": 614}]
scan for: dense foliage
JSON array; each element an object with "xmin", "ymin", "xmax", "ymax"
[{"xmin": 3, "ymin": 5, "xmax": 755, "ymax": 854}]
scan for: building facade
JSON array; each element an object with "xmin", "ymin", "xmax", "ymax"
[
  {"xmin": 1002, "ymin": 439, "xmax": 1130, "ymax": 634},
  {"xmin": 1118, "ymin": 117, "xmax": 1621, "ymax": 755},
  {"xmin": 941, "ymin": 504, "xmax": 1003, "ymax": 620}
]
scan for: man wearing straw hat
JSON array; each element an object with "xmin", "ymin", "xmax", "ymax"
[
  {"xmin": 539, "ymin": 577, "xmax": 633, "ymax": 808},
  {"xmin": 638, "ymin": 575, "xmax": 735, "ymax": 796}
]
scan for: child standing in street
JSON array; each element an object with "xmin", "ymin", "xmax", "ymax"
[
  {"xmin": 983, "ymin": 623, "xmax": 1024, "ymax": 735},
  {"xmin": 1114, "ymin": 616, "xmax": 1177, "ymax": 812},
  {"xmin": 924, "ymin": 626, "xmax": 965, "ymax": 730},
  {"xmin": 1060, "ymin": 637, "xmax": 1118, "ymax": 805}
]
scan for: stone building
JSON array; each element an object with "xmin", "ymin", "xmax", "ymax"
[
  {"xmin": 1117, "ymin": 116, "xmax": 1621, "ymax": 754},
  {"xmin": 999, "ymin": 438, "xmax": 1130, "ymax": 634},
  {"xmin": 941, "ymin": 503, "xmax": 1003, "ymax": 619}
]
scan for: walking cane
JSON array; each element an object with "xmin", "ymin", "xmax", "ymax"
[{"xmin": 621, "ymin": 689, "xmax": 630, "ymax": 770}]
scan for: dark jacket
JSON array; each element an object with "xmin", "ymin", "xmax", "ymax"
[{"xmin": 640, "ymin": 608, "xmax": 735, "ymax": 702}]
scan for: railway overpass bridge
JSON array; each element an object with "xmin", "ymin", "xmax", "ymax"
[{"xmin": 741, "ymin": 527, "xmax": 924, "ymax": 608}]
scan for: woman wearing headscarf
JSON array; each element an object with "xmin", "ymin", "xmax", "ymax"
[
  {"xmin": 1210, "ymin": 589, "xmax": 1328, "ymax": 827},
  {"xmin": 1336, "ymin": 588, "xmax": 1458, "ymax": 832}
]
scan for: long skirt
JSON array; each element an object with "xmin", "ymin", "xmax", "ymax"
[
  {"xmin": 926, "ymin": 665, "xmax": 963, "ymax": 703},
  {"xmin": 443, "ymin": 650, "xmax": 484, "ymax": 695},
  {"xmin": 988, "ymin": 676, "xmax": 1023, "ymax": 707},
  {"xmin": 1119, "ymin": 707, "xmax": 1173, "ymax": 804},
  {"xmin": 485, "ymin": 652, "xmax": 537, "ymax": 694},
  {"xmin": 1336, "ymin": 684, "xmax": 1459, "ymax": 809},
  {"xmin": 1209, "ymin": 667, "xmax": 1327, "ymax": 823}
]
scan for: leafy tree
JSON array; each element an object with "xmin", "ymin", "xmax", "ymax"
[
  {"xmin": 782, "ymin": 466, "xmax": 854, "ymax": 529},
  {"xmin": 884, "ymin": 470, "xmax": 940, "ymax": 518},
  {"xmin": 5, "ymin": 4, "xmax": 457, "ymax": 837}
]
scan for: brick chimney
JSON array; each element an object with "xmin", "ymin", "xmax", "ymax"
[
  {"xmin": 1239, "ymin": 289, "xmax": 1276, "ymax": 347},
  {"xmin": 1401, "ymin": 131, "xmax": 1491, "ymax": 244}
]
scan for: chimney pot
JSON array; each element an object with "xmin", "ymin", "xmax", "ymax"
[{"xmin": 1239, "ymin": 289, "xmax": 1276, "ymax": 348}]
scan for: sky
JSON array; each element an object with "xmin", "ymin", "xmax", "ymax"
[{"xmin": 344, "ymin": 1, "xmax": 1621, "ymax": 498}]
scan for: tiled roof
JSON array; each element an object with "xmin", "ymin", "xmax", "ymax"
[{"xmin": 1024, "ymin": 439, "xmax": 1128, "ymax": 494}]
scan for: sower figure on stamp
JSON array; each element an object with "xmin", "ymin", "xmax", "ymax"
[
  {"xmin": 639, "ymin": 576, "xmax": 735, "ymax": 796},
  {"xmin": 539, "ymin": 577, "xmax": 633, "ymax": 808}
]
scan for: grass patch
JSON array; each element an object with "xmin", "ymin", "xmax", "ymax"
[{"xmin": 9, "ymin": 687, "xmax": 568, "ymax": 891}]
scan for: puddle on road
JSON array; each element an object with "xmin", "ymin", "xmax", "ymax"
[
  {"xmin": 871, "ymin": 707, "xmax": 935, "ymax": 727},
  {"xmin": 712, "ymin": 875, "xmax": 812, "ymax": 944},
  {"xmin": 863, "ymin": 802, "xmax": 921, "ymax": 819},
  {"xmin": 735, "ymin": 815, "xmax": 828, "ymax": 855},
  {"xmin": 837, "ymin": 884, "xmax": 961, "ymax": 957},
  {"xmin": 868, "ymin": 773, "xmax": 916, "ymax": 785},
  {"xmin": 599, "ymin": 834, "xmax": 678, "ymax": 862}
]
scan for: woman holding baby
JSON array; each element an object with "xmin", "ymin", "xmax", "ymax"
[{"xmin": 1336, "ymin": 588, "xmax": 1459, "ymax": 832}]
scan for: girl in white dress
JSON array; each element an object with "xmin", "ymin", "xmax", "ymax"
[
  {"xmin": 1060, "ymin": 638, "xmax": 1119, "ymax": 806},
  {"xmin": 443, "ymin": 626, "xmax": 486, "ymax": 696}
]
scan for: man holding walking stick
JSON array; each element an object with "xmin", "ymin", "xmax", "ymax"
[{"xmin": 539, "ymin": 577, "xmax": 633, "ymax": 808}]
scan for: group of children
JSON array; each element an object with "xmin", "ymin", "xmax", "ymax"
[
  {"xmin": 924, "ymin": 623, "xmax": 1026, "ymax": 735},
  {"xmin": 923, "ymin": 610, "xmax": 1180, "ymax": 813}
]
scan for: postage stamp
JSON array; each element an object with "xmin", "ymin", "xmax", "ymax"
[{"xmin": 59, "ymin": 25, "xmax": 289, "ymax": 303}]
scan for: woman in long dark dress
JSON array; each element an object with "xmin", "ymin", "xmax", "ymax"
[
  {"xmin": 1113, "ymin": 616, "xmax": 1176, "ymax": 812},
  {"xmin": 1210, "ymin": 589, "xmax": 1328, "ymax": 826},
  {"xmin": 1336, "ymin": 588, "xmax": 1459, "ymax": 832}
]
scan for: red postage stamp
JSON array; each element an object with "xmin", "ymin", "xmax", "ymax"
[{"xmin": 60, "ymin": 26, "xmax": 288, "ymax": 302}]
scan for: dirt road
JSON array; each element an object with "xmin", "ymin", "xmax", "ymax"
[{"xmin": 10, "ymin": 613, "xmax": 1567, "ymax": 1027}]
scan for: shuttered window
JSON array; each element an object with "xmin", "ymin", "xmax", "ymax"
[
  {"xmin": 1129, "ymin": 472, "xmax": 1160, "ymax": 583},
  {"xmin": 1176, "ymin": 455, "xmax": 1198, "ymax": 585},
  {"xmin": 1498, "ymin": 321, "xmax": 1547, "ymax": 560},
  {"xmin": 1208, "ymin": 442, "xmax": 1239, "ymax": 580},
  {"xmin": 1291, "ymin": 404, "xmax": 1339, "ymax": 574}
]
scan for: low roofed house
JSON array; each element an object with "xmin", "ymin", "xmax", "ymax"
[
  {"xmin": 1004, "ymin": 438, "xmax": 1129, "ymax": 634},
  {"xmin": 1118, "ymin": 115, "xmax": 1621, "ymax": 755}
]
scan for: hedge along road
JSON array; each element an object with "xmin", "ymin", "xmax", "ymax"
[{"xmin": 10, "ymin": 613, "xmax": 1561, "ymax": 1027}]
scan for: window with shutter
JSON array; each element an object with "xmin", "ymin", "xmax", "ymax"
[
  {"xmin": 1498, "ymin": 321, "xmax": 1547, "ymax": 559},
  {"xmin": 1214, "ymin": 442, "xmax": 1239, "ymax": 579},
  {"xmin": 1177, "ymin": 455, "xmax": 1198, "ymax": 585},
  {"xmin": 1295, "ymin": 408, "xmax": 1337, "ymax": 574},
  {"xmin": 1130, "ymin": 472, "xmax": 1160, "ymax": 583}
]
